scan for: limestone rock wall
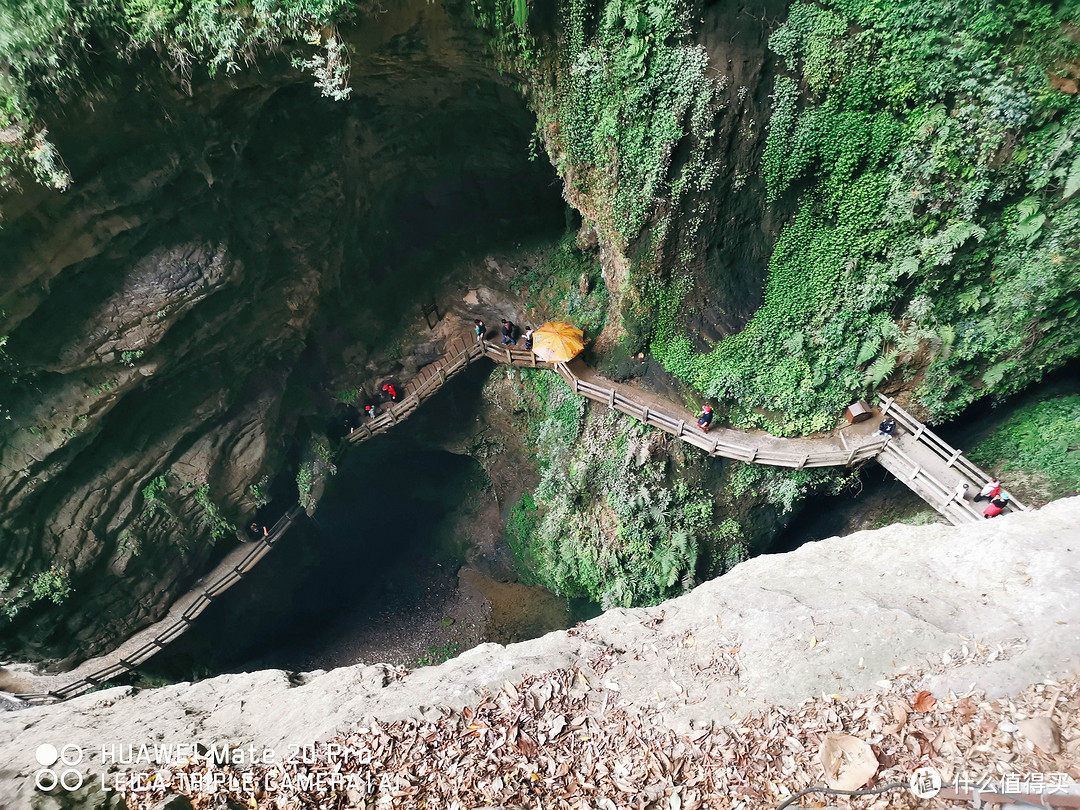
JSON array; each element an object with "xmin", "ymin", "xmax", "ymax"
[{"xmin": 0, "ymin": 0, "xmax": 563, "ymax": 664}]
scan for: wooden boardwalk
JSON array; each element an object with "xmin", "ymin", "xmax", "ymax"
[{"xmin": 10, "ymin": 334, "xmax": 1024, "ymax": 704}]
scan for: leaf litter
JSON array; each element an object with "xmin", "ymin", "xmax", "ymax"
[{"xmin": 123, "ymin": 667, "xmax": 1079, "ymax": 810}]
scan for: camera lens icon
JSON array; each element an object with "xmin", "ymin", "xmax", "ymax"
[{"xmin": 34, "ymin": 744, "xmax": 84, "ymax": 791}]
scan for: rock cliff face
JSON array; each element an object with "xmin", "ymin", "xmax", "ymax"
[
  {"xmin": 1, "ymin": 498, "xmax": 1077, "ymax": 807},
  {"xmin": 0, "ymin": 0, "xmax": 565, "ymax": 663}
]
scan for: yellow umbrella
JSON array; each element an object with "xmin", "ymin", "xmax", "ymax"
[{"xmin": 532, "ymin": 321, "xmax": 585, "ymax": 362}]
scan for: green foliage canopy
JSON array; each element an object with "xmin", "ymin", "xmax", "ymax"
[
  {"xmin": 652, "ymin": 0, "xmax": 1080, "ymax": 434},
  {"xmin": 0, "ymin": 0, "xmax": 358, "ymax": 197}
]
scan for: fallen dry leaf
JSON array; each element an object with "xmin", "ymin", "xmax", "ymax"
[
  {"xmin": 819, "ymin": 733, "xmax": 878, "ymax": 791},
  {"xmin": 912, "ymin": 690, "xmax": 936, "ymax": 712},
  {"xmin": 954, "ymin": 696, "xmax": 978, "ymax": 722},
  {"xmin": 1017, "ymin": 716, "xmax": 1062, "ymax": 753}
]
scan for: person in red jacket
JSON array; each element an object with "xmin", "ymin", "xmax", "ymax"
[
  {"xmin": 697, "ymin": 405, "xmax": 714, "ymax": 433},
  {"xmin": 983, "ymin": 492, "xmax": 1009, "ymax": 518},
  {"xmin": 381, "ymin": 383, "xmax": 399, "ymax": 402}
]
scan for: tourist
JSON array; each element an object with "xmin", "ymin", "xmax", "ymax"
[
  {"xmin": 974, "ymin": 477, "xmax": 1001, "ymax": 502},
  {"xmin": 249, "ymin": 522, "xmax": 268, "ymax": 541},
  {"xmin": 382, "ymin": 382, "xmax": 399, "ymax": 402},
  {"xmin": 697, "ymin": 404, "xmax": 714, "ymax": 433},
  {"xmin": 501, "ymin": 318, "xmax": 517, "ymax": 346},
  {"xmin": 474, "ymin": 319, "xmax": 486, "ymax": 343},
  {"xmin": 983, "ymin": 493, "xmax": 1009, "ymax": 519},
  {"xmin": 524, "ymin": 329, "xmax": 534, "ymax": 351},
  {"xmin": 875, "ymin": 417, "xmax": 897, "ymax": 439},
  {"xmin": 953, "ymin": 482, "xmax": 969, "ymax": 502},
  {"xmin": 365, "ymin": 403, "xmax": 377, "ymax": 420}
]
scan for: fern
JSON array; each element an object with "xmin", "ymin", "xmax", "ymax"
[
  {"xmin": 865, "ymin": 351, "xmax": 898, "ymax": 387},
  {"xmin": 936, "ymin": 324, "xmax": 956, "ymax": 359},
  {"xmin": 982, "ymin": 360, "xmax": 1013, "ymax": 388},
  {"xmin": 512, "ymin": 0, "xmax": 528, "ymax": 30},
  {"xmin": 1064, "ymin": 152, "xmax": 1080, "ymax": 198}
]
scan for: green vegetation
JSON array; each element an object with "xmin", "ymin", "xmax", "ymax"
[
  {"xmin": 141, "ymin": 473, "xmax": 174, "ymax": 520},
  {"xmin": 651, "ymin": 0, "xmax": 1080, "ymax": 434},
  {"xmin": 120, "ymin": 350, "xmax": 144, "ymax": 366},
  {"xmin": 0, "ymin": 564, "xmax": 72, "ymax": 622},
  {"xmin": 416, "ymin": 643, "xmax": 459, "ymax": 667},
  {"xmin": 29, "ymin": 565, "xmax": 72, "ymax": 605},
  {"xmin": 970, "ymin": 394, "xmax": 1080, "ymax": 501},
  {"xmin": 476, "ymin": 0, "xmax": 722, "ymax": 248},
  {"xmin": 117, "ymin": 530, "xmax": 142, "ymax": 556},
  {"xmin": 336, "ymin": 387, "xmax": 359, "ymax": 405},
  {"xmin": 193, "ymin": 482, "xmax": 235, "ymax": 542},
  {"xmin": 729, "ymin": 464, "xmax": 859, "ymax": 515},
  {"xmin": 514, "ymin": 234, "xmax": 610, "ymax": 336},
  {"xmin": 296, "ymin": 464, "xmax": 315, "ymax": 511},
  {"xmin": 497, "ymin": 367, "xmax": 733, "ymax": 608},
  {"xmin": 247, "ymin": 475, "xmax": 271, "ymax": 509},
  {"xmin": 88, "ymin": 378, "xmax": 120, "ymax": 396},
  {"xmin": 0, "ymin": 0, "xmax": 358, "ymax": 200}
]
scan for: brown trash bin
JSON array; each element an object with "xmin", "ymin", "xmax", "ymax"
[{"xmin": 845, "ymin": 401, "xmax": 873, "ymax": 423}]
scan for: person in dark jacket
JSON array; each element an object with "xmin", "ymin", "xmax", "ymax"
[
  {"xmin": 474, "ymin": 319, "xmax": 486, "ymax": 343},
  {"xmin": 983, "ymin": 493, "xmax": 1009, "ymax": 518},
  {"xmin": 501, "ymin": 319, "xmax": 517, "ymax": 346},
  {"xmin": 524, "ymin": 329, "xmax": 534, "ymax": 351},
  {"xmin": 875, "ymin": 417, "xmax": 897, "ymax": 438}
]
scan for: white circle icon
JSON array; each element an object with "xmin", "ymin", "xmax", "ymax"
[
  {"xmin": 910, "ymin": 766, "xmax": 942, "ymax": 798},
  {"xmin": 59, "ymin": 744, "xmax": 83, "ymax": 765},
  {"xmin": 35, "ymin": 744, "xmax": 58, "ymax": 767}
]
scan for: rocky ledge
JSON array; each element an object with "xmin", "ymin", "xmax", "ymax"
[{"xmin": 1, "ymin": 498, "xmax": 1077, "ymax": 806}]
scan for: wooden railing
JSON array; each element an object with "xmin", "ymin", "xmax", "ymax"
[
  {"xmin": 15, "ymin": 339, "xmax": 1009, "ymax": 704},
  {"xmin": 13, "ymin": 504, "xmax": 305, "ymax": 704},
  {"xmin": 556, "ymin": 366, "xmax": 884, "ymax": 469},
  {"xmin": 878, "ymin": 395, "xmax": 1028, "ymax": 514}
]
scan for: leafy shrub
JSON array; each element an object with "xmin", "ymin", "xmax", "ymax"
[
  {"xmin": 969, "ymin": 395, "xmax": 1080, "ymax": 500},
  {"xmin": 193, "ymin": 483, "xmax": 235, "ymax": 542},
  {"xmin": 29, "ymin": 566, "xmax": 71, "ymax": 605},
  {"xmin": 498, "ymin": 370, "xmax": 729, "ymax": 607}
]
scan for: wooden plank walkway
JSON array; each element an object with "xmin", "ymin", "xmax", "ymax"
[
  {"xmin": 11, "ymin": 505, "xmax": 304, "ymax": 704},
  {"xmin": 875, "ymin": 395, "xmax": 1028, "ymax": 525},
  {"xmin": 10, "ymin": 334, "xmax": 1021, "ymax": 704}
]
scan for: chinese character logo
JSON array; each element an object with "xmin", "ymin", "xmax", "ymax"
[
  {"xmin": 34, "ymin": 743, "xmax": 84, "ymax": 791},
  {"xmin": 910, "ymin": 766, "xmax": 942, "ymax": 799}
]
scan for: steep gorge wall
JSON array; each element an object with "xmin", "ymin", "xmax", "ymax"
[{"xmin": 0, "ymin": 0, "xmax": 563, "ymax": 664}]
